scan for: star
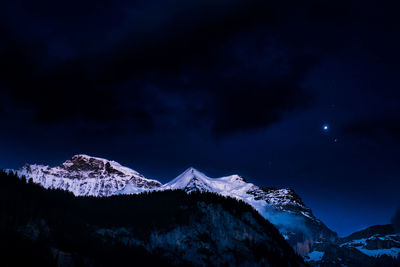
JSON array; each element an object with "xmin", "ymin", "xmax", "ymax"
[{"xmin": 323, "ymin": 125, "xmax": 329, "ymax": 131}]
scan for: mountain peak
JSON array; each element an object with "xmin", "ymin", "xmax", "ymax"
[
  {"xmin": 61, "ymin": 156, "xmax": 118, "ymax": 176},
  {"xmin": 163, "ymin": 167, "xmax": 210, "ymax": 191},
  {"xmin": 71, "ymin": 154, "xmax": 92, "ymax": 159},
  {"xmin": 66, "ymin": 154, "xmax": 121, "ymax": 167},
  {"xmin": 182, "ymin": 166, "xmax": 197, "ymax": 174},
  {"xmin": 181, "ymin": 167, "xmax": 205, "ymax": 177}
]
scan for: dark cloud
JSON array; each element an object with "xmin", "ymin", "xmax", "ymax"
[
  {"xmin": 210, "ymin": 52, "xmax": 316, "ymax": 135},
  {"xmin": 1, "ymin": 0, "xmax": 337, "ymax": 137},
  {"xmin": 2, "ymin": 0, "xmax": 395, "ymax": 138}
]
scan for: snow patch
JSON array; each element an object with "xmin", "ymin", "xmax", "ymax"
[
  {"xmin": 305, "ymin": 251, "xmax": 324, "ymax": 262},
  {"xmin": 356, "ymin": 247, "xmax": 400, "ymax": 258}
]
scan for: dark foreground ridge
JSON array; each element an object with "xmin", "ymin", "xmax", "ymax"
[{"xmin": 0, "ymin": 170, "xmax": 305, "ymax": 266}]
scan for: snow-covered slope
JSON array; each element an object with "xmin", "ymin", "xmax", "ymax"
[
  {"xmin": 162, "ymin": 167, "xmax": 313, "ymax": 218},
  {"xmin": 14, "ymin": 155, "xmax": 161, "ymax": 196},
  {"xmin": 340, "ymin": 233, "xmax": 400, "ymax": 258}
]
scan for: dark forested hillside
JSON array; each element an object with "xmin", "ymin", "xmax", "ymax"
[{"xmin": 0, "ymin": 171, "xmax": 305, "ymax": 267}]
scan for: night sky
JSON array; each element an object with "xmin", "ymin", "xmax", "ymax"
[{"xmin": 1, "ymin": 0, "xmax": 400, "ymax": 236}]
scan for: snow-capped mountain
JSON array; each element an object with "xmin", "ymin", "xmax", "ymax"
[
  {"xmin": 158, "ymin": 167, "xmax": 337, "ymax": 255},
  {"xmin": 12, "ymin": 156, "xmax": 336, "ymax": 255},
  {"xmin": 340, "ymin": 232, "xmax": 400, "ymax": 258},
  {"xmin": 162, "ymin": 167, "xmax": 314, "ymax": 218},
  {"xmin": 306, "ymin": 224, "xmax": 400, "ymax": 266},
  {"xmin": 14, "ymin": 155, "xmax": 161, "ymax": 196}
]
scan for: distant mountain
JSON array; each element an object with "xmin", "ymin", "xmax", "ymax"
[
  {"xmin": 0, "ymin": 170, "xmax": 305, "ymax": 267},
  {"xmin": 305, "ymin": 224, "xmax": 400, "ymax": 266},
  {"xmin": 14, "ymin": 155, "xmax": 161, "ymax": 196}
]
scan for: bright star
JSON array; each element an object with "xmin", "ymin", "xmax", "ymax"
[{"xmin": 323, "ymin": 125, "xmax": 329, "ymax": 131}]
